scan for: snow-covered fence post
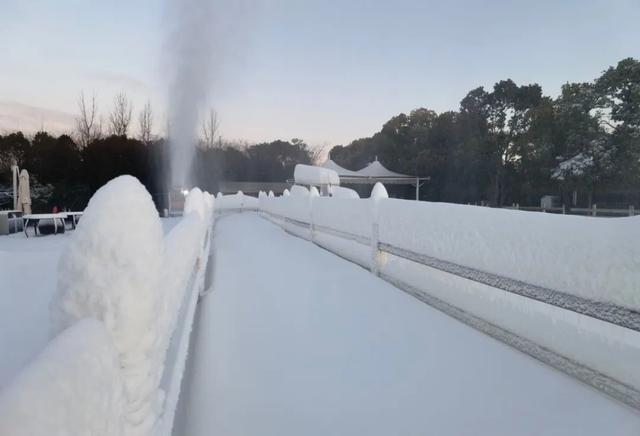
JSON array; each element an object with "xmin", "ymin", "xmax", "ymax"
[
  {"xmin": 309, "ymin": 186, "xmax": 320, "ymax": 242},
  {"xmin": 370, "ymin": 221, "xmax": 379, "ymax": 276},
  {"xmin": 51, "ymin": 176, "xmax": 166, "ymax": 436},
  {"xmin": 369, "ymin": 182, "xmax": 388, "ymax": 276}
]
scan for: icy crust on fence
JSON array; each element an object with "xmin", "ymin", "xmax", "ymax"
[
  {"xmin": 377, "ymin": 200, "xmax": 640, "ymax": 311},
  {"xmin": 312, "ymin": 197, "xmax": 373, "ymax": 239},
  {"xmin": 51, "ymin": 176, "xmax": 166, "ymax": 435},
  {"xmin": 294, "ymin": 164, "xmax": 340, "ymax": 186},
  {"xmin": 0, "ymin": 318, "xmax": 125, "ymax": 436},
  {"xmin": 156, "ymin": 189, "xmax": 213, "ymax": 435}
]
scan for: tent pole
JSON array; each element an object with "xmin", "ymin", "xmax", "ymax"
[{"xmin": 415, "ymin": 177, "xmax": 419, "ymax": 201}]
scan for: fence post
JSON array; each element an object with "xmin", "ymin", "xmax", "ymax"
[
  {"xmin": 592, "ymin": 204, "xmax": 597, "ymax": 217},
  {"xmin": 562, "ymin": 204, "xmax": 566, "ymax": 215},
  {"xmin": 371, "ymin": 220, "xmax": 380, "ymax": 276},
  {"xmin": 630, "ymin": 205, "xmax": 635, "ymax": 217}
]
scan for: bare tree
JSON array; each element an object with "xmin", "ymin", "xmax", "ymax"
[
  {"xmin": 309, "ymin": 143, "xmax": 330, "ymax": 165},
  {"xmin": 138, "ymin": 100, "xmax": 153, "ymax": 143},
  {"xmin": 75, "ymin": 91, "xmax": 101, "ymax": 147},
  {"xmin": 109, "ymin": 91, "xmax": 133, "ymax": 136},
  {"xmin": 201, "ymin": 108, "xmax": 220, "ymax": 148}
]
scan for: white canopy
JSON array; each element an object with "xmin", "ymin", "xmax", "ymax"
[
  {"xmin": 357, "ymin": 160, "xmax": 411, "ymax": 178},
  {"xmin": 321, "ymin": 160, "xmax": 362, "ymax": 178},
  {"xmin": 319, "ymin": 158, "xmax": 429, "ymax": 200}
]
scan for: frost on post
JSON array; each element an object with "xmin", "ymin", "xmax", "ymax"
[{"xmin": 51, "ymin": 175, "xmax": 165, "ymax": 434}]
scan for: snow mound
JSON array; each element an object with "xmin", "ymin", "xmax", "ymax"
[
  {"xmin": 294, "ymin": 164, "xmax": 340, "ymax": 186},
  {"xmin": 184, "ymin": 187, "xmax": 206, "ymax": 221},
  {"xmin": 290, "ymin": 185, "xmax": 309, "ymax": 197},
  {"xmin": 283, "ymin": 189, "xmax": 290, "ymax": 197},
  {"xmin": 329, "ymin": 186, "xmax": 360, "ymax": 199},
  {"xmin": 370, "ymin": 182, "xmax": 389, "ymax": 200},
  {"xmin": 51, "ymin": 175, "xmax": 165, "ymax": 434},
  {"xmin": 0, "ymin": 318, "xmax": 125, "ymax": 436},
  {"xmin": 309, "ymin": 186, "xmax": 320, "ymax": 197}
]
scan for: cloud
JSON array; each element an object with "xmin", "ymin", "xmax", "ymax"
[
  {"xmin": 85, "ymin": 71, "xmax": 151, "ymax": 94},
  {"xmin": 0, "ymin": 101, "xmax": 76, "ymax": 135}
]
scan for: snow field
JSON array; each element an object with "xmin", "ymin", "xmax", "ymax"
[
  {"xmin": 175, "ymin": 213, "xmax": 640, "ymax": 436},
  {"xmin": 216, "ymin": 186, "xmax": 640, "ymax": 403}
]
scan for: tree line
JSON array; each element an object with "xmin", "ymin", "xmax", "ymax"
[
  {"xmin": 1, "ymin": 57, "xmax": 638, "ymax": 211},
  {"xmin": 330, "ymin": 57, "xmax": 640, "ymax": 207},
  {"xmin": 0, "ymin": 94, "xmax": 316, "ymax": 212}
]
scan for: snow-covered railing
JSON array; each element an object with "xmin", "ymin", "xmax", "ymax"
[
  {"xmin": 0, "ymin": 177, "xmax": 215, "ymax": 436},
  {"xmin": 0, "ymin": 319, "xmax": 125, "ymax": 435},
  {"xmin": 216, "ymin": 187, "xmax": 640, "ymax": 410}
]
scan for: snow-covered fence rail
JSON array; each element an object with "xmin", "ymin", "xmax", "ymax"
[
  {"xmin": 0, "ymin": 177, "xmax": 215, "ymax": 436},
  {"xmin": 217, "ymin": 187, "xmax": 640, "ymax": 410}
]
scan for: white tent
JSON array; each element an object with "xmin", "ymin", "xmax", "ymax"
[
  {"xmin": 320, "ymin": 158, "xmax": 429, "ymax": 200},
  {"xmin": 357, "ymin": 160, "xmax": 411, "ymax": 178},
  {"xmin": 321, "ymin": 160, "xmax": 363, "ymax": 178}
]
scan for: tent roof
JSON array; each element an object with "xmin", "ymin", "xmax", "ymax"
[
  {"xmin": 321, "ymin": 160, "xmax": 362, "ymax": 177},
  {"xmin": 357, "ymin": 160, "xmax": 412, "ymax": 178}
]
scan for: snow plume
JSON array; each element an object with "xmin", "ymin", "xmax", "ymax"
[
  {"xmin": 165, "ymin": 0, "xmax": 215, "ymax": 188},
  {"xmin": 165, "ymin": 0, "xmax": 257, "ymax": 188}
]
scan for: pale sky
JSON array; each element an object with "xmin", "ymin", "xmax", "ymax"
[{"xmin": 1, "ymin": 0, "xmax": 639, "ymax": 147}]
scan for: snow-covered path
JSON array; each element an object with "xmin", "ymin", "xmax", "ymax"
[{"xmin": 175, "ymin": 213, "xmax": 640, "ymax": 436}]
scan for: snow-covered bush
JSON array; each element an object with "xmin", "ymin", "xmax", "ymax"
[
  {"xmin": 51, "ymin": 175, "xmax": 166, "ymax": 435},
  {"xmin": 0, "ymin": 318, "xmax": 125, "ymax": 436}
]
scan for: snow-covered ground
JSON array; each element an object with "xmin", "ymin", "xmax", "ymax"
[
  {"xmin": 175, "ymin": 213, "xmax": 640, "ymax": 436},
  {"xmin": 0, "ymin": 218, "xmax": 181, "ymax": 387}
]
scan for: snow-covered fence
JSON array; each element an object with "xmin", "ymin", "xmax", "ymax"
[
  {"xmin": 0, "ymin": 177, "xmax": 215, "ymax": 436},
  {"xmin": 0, "ymin": 319, "xmax": 125, "ymax": 436},
  {"xmin": 216, "ymin": 187, "xmax": 640, "ymax": 410}
]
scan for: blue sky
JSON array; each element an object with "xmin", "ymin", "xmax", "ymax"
[{"xmin": 1, "ymin": 0, "xmax": 639, "ymax": 146}]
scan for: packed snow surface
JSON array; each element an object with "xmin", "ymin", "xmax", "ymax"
[{"xmin": 175, "ymin": 213, "xmax": 640, "ymax": 436}]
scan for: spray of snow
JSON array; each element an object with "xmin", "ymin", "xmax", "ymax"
[
  {"xmin": 164, "ymin": 0, "xmax": 257, "ymax": 188},
  {"xmin": 165, "ymin": 0, "xmax": 216, "ymax": 188}
]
